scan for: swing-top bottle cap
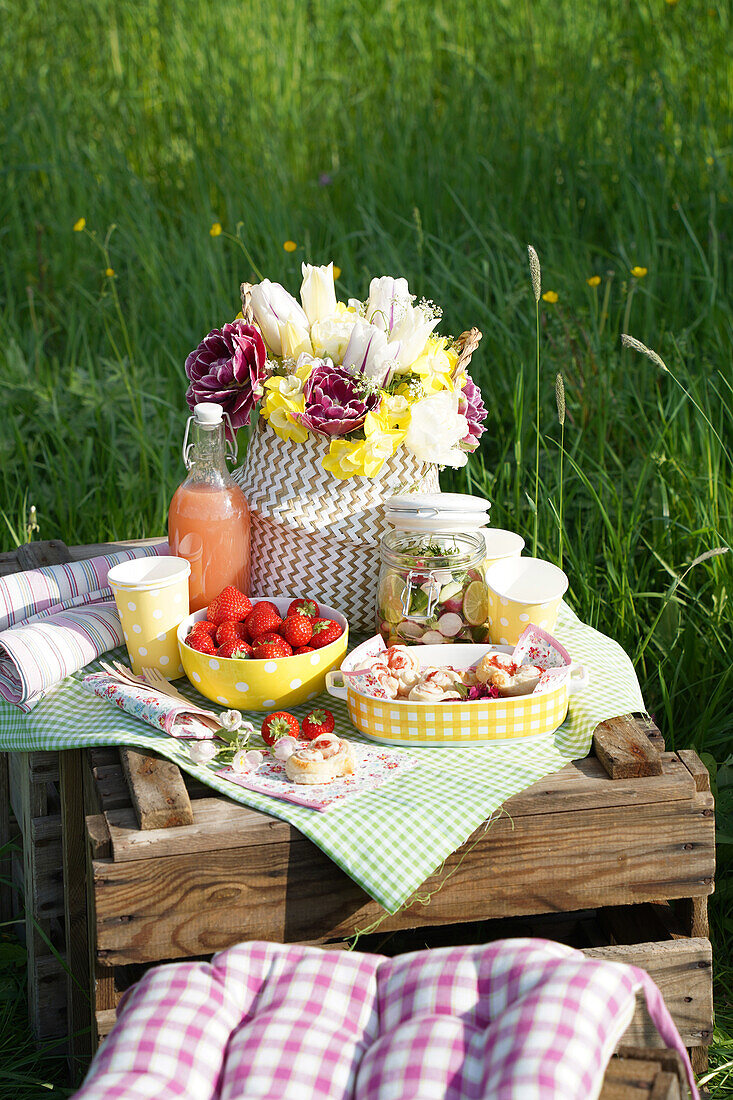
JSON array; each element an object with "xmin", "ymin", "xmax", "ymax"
[{"xmin": 193, "ymin": 402, "xmax": 223, "ymax": 428}]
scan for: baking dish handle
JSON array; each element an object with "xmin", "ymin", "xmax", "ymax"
[
  {"xmin": 325, "ymin": 670, "xmax": 348, "ymax": 701},
  {"xmin": 567, "ymin": 663, "xmax": 590, "ymax": 695}
]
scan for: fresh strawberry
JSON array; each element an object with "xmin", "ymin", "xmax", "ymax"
[
  {"xmin": 261, "ymin": 711, "xmax": 300, "ymax": 746},
  {"xmin": 252, "ymin": 636, "xmax": 293, "ymax": 660},
  {"xmin": 217, "ymin": 640, "xmax": 253, "ymax": 660},
  {"xmin": 309, "ymin": 618, "xmax": 343, "ymax": 649},
  {"xmin": 287, "ymin": 597, "xmax": 319, "ymax": 620},
  {"xmin": 216, "ymin": 620, "xmax": 249, "ymax": 647},
  {"xmin": 245, "ymin": 603, "xmax": 283, "ymax": 641},
  {"xmin": 206, "ymin": 586, "xmax": 252, "ymax": 626},
  {"xmin": 301, "ymin": 708, "xmax": 335, "ymax": 740},
  {"xmin": 293, "ymin": 645, "xmax": 315, "ymax": 654},
  {"xmin": 185, "ymin": 631, "xmax": 217, "ymax": 654},
  {"xmin": 281, "ymin": 613, "xmax": 313, "ymax": 648},
  {"xmin": 189, "ymin": 620, "xmax": 219, "ymax": 639},
  {"xmin": 253, "ymin": 631, "xmax": 284, "ymax": 645}
]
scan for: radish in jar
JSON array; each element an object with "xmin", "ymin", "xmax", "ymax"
[
  {"xmin": 421, "ymin": 630, "xmax": 446, "ymax": 645},
  {"xmin": 437, "ymin": 613, "xmax": 463, "ymax": 637}
]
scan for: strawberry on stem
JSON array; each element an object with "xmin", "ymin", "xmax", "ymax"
[
  {"xmin": 207, "ymin": 587, "xmax": 252, "ymax": 626},
  {"xmin": 261, "ymin": 711, "xmax": 300, "ymax": 746},
  {"xmin": 301, "ymin": 708, "xmax": 335, "ymax": 740},
  {"xmin": 217, "ymin": 640, "xmax": 253, "ymax": 659},
  {"xmin": 309, "ymin": 618, "xmax": 343, "ymax": 649}
]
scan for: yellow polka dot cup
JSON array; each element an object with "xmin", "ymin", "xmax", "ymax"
[
  {"xmin": 108, "ymin": 556, "xmax": 191, "ymax": 678},
  {"xmin": 177, "ymin": 598, "xmax": 348, "ymax": 710},
  {"xmin": 485, "ymin": 557, "xmax": 568, "ymax": 646}
]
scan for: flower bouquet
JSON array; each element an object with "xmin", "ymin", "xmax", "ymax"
[{"xmin": 184, "ymin": 263, "xmax": 487, "ymax": 630}]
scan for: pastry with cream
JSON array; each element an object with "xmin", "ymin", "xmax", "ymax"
[
  {"xmin": 284, "ymin": 733, "xmax": 355, "ymax": 785},
  {"xmin": 476, "ymin": 653, "xmax": 541, "ymax": 697}
]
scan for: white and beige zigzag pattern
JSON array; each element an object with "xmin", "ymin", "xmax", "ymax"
[
  {"xmin": 234, "ymin": 419, "xmax": 439, "ymax": 543},
  {"xmin": 247, "ymin": 512, "xmax": 381, "ymax": 633}
]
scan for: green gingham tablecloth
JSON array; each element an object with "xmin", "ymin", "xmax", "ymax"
[{"xmin": 0, "ymin": 602, "xmax": 644, "ymax": 914}]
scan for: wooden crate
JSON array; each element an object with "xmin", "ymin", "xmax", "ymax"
[{"xmin": 82, "ymin": 728, "xmax": 714, "ymax": 1075}]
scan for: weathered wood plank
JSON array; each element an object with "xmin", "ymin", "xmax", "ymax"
[
  {"xmin": 93, "ymin": 793, "xmax": 715, "ymax": 965},
  {"xmin": 594, "ymin": 715, "xmax": 663, "ymax": 779},
  {"xmin": 104, "ymin": 754, "xmax": 697, "ymax": 863},
  {"xmin": 60, "ymin": 749, "xmax": 92, "ymax": 1067},
  {"xmin": 677, "ymin": 749, "xmax": 710, "ymax": 792},
  {"xmin": 585, "ymin": 938, "xmax": 713, "ymax": 1048},
  {"xmin": 600, "ymin": 1047, "xmax": 683, "ymax": 1100},
  {"xmin": 0, "ymin": 753, "xmax": 11, "ymax": 924},
  {"xmin": 119, "ymin": 748, "xmax": 194, "ymax": 830},
  {"xmin": 67, "ymin": 538, "xmax": 165, "ymax": 561},
  {"xmin": 92, "ymin": 764, "xmax": 131, "ymax": 813}
]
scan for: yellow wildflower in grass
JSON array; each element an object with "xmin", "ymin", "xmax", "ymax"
[
  {"xmin": 210, "ymin": 222, "xmax": 222, "ymax": 237},
  {"xmin": 105, "ymin": 268, "xmax": 115, "ymax": 278},
  {"xmin": 542, "ymin": 290, "xmax": 559, "ymax": 304},
  {"xmin": 73, "ymin": 218, "xmax": 86, "ymax": 232},
  {"xmin": 706, "ymin": 156, "xmax": 715, "ymax": 166},
  {"xmin": 630, "ymin": 266, "xmax": 648, "ymax": 278},
  {"xmin": 410, "ymin": 337, "xmax": 459, "ymax": 395},
  {"xmin": 333, "ymin": 266, "xmax": 342, "ymax": 280},
  {"xmin": 587, "ymin": 275, "xmax": 601, "ymax": 287},
  {"xmin": 283, "ymin": 240, "xmax": 297, "ymax": 252}
]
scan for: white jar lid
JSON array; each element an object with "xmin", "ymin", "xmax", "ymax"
[{"xmin": 387, "ymin": 492, "xmax": 491, "ymax": 517}]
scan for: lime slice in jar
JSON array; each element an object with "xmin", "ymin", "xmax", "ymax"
[
  {"xmin": 379, "ymin": 572, "xmax": 405, "ymax": 608},
  {"xmin": 463, "ymin": 580, "xmax": 489, "ymax": 625}
]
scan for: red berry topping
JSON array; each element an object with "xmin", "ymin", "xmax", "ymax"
[
  {"xmin": 216, "ymin": 620, "xmax": 249, "ymax": 647},
  {"xmin": 206, "ymin": 587, "xmax": 252, "ymax": 626},
  {"xmin": 309, "ymin": 618, "xmax": 343, "ymax": 649},
  {"xmin": 287, "ymin": 598, "xmax": 319, "ymax": 620},
  {"xmin": 261, "ymin": 711, "xmax": 300, "ymax": 746},
  {"xmin": 281, "ymin": 613, "xmax": 314, "ymax": 648},
  {"xmin": 293, "ymin": 645, "xmax": 316, "ymax": 654},
  {"xmin": 301, "ymin": 708, "xmax": 336, "ymax": 740},
  {"xmin": 186, "ymin": 631, "xmax": 217, "ymax": 654},
  {"xmin": 189, "ymin": 620, "xmax": 219, "ymax": 639},
  {"xmin": 216, "ymin": 640, "xmax": 253, "ymax": 660},
  {"xmin": 252, "ymin": 636, "xmax": 293, "ymax": 660},
  {"xmin": 245, "ymin": 603, "xmax": 284, "ymax": 641}
]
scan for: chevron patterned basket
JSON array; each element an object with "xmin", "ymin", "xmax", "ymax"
[{"xmin": 234, "ymin": 419, "xmax": 439, "ymax": 632}]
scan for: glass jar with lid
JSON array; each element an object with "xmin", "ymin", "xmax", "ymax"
[{"xmin": 377, "ymin": 529, "xmax": 490, "ymax": 646}]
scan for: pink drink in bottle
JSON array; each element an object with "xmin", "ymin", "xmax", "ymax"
[{"xmin": 168, "ymin": 403, "xmax": 250, "ymax": 611}]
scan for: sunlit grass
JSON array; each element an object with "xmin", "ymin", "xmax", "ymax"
[{"xmin": 1, "ymin": 0, "xmax": 732, "ymax": 1091}]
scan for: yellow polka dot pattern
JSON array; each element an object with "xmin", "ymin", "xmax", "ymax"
[
  {"xmin": 111, "ymin": 577, "xmax": 189, "ymax": 678},
  {"xmin": 486, "ymin": 591, "xmax": 562, "ymax": 646}
]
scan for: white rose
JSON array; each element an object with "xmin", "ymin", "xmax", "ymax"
[
  {"xmin": 404, "ymin": 391, "xmax": 469, "ymax": 467},
  {"xmin": 342, "ymin": 319, "xmax": 393, "ymax": 385},
  {"xmin": 365, "ymin": 275, "xmax": 411, "ymax": 333},
  {"xmin": 310, "ymin": 316, "xmax": 356, "ymax": 362},
  {"xmin": 250, "ymin": 279, "xmax": 309, "ymax": 356},
  {"xmin": 300, "ymin": 262, "xmax": 338, "ymax": 326}
]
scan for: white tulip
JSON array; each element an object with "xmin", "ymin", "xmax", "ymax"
[
  {"xmin": 365, "ymin": 276, "xmax": 411, "ymax": 333},
  {"xmin": 250, "ymin": 279, "xmax": 309, "ymax": 356},
  {"xmin": 300, "ymin": 262, "xmax": 337, "ymax": 326},
  {"xmin": 404, "ymin": 391, "xmax": 469, "ymax": 467},
  {"xmin": 280, "ymin": 320, "xmax": 313, "ymax": 360},
  {"xmin": 342, "ymin": 319, "xmax": 394, "ymax": 385},
  {"xmin": 388, "ymin": 304, "xmax": 439, "ymax": 369},
  {"xmin": 310, "ymin": 316, "xmax": 357, "ymax": 362}
]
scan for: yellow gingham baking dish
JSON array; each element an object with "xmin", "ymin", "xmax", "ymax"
[{"xmin": 326, "ymin": 642, "xmax": 588, "ymax": 746}]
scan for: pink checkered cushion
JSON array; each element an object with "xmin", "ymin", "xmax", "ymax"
[{"xmin": 74, "ymin": 939, "xmax": 698, "ymax": 1100}]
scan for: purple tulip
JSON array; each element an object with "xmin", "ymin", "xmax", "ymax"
[
  {"xmin": 295, "ymin": 361, "xmax": 381, "ymax": 437},
  {"xmin": 185, "ymin": 321, "xmax": 267, "ymax": 430}
]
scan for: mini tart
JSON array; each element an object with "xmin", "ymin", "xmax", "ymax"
[{"xmin": 284, "ymin": 734, "xmax": 355, "ymax": 785}]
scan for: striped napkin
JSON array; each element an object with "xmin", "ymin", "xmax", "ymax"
[{"xmin": 0, "ymin": 544, "xmax": 168, "ymax": 710}]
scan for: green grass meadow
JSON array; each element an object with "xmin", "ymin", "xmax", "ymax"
[{"xmin": 1, "ymin": 0, "xmax": 732, "ymax": 1092}]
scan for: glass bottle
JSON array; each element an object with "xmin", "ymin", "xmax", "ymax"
[{"xmin": 168, "ymin": 403, "xmax": 250, "ymax": 611}]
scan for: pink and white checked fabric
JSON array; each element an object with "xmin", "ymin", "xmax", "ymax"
[
  {"xmin": 0, "ymin": 544, "xmax": 168, "ymax": 710},
  {"xmin": 74, "ymin": 939, "xmax": 698, "ymax": 1100}
]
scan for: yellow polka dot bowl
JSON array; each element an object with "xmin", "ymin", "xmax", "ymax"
[
  {"xmin": 177, "ymin": 597, "xmax": 348, "ymax": 710},
  {"xmin": 485, "ymin": 557, "xmax": 568, "ymax": 646}
]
